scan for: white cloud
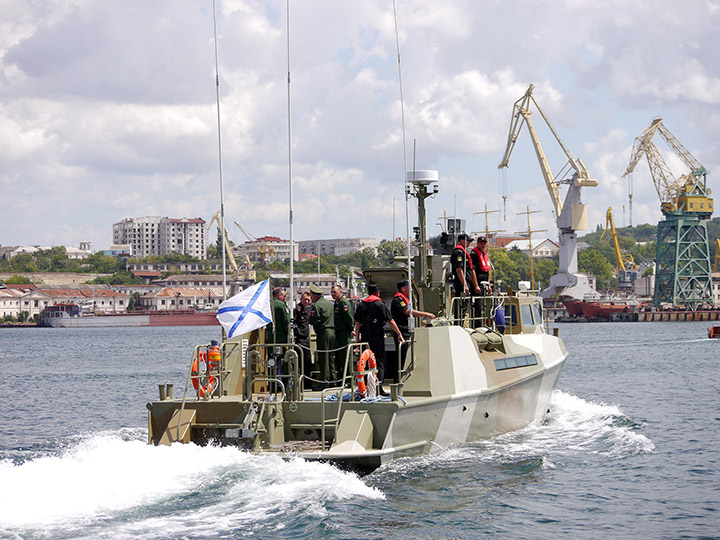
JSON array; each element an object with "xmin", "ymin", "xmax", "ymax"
[{"xmin": 1, "ymin": 0, "xmax": 719, "ymax": 251}]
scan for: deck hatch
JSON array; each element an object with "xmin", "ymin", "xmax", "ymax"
[{"xmin": 494, "ymin": 354, "xmax": 537, "ymax": 371}]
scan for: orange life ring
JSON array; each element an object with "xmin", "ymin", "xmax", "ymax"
[
  {"xmin": 356, "ymin": 349, "xmax": 376, "ymax": 397},
  {"xmin": 191, "ymin": 350, "xmax": 216, "ymax": 397}
]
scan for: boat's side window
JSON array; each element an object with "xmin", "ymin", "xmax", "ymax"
[
  {"xmin": 509, "ymin": 304, "xmax": 519, "ymax": 327},
  {"xmin": 531, "ymin": 301, "xmax": 542, "ymax": 326}
]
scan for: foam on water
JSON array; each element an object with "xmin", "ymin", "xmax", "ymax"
[
  {"xmin": 378, "ymin": 389, "xmax": 655, "ymax": 477},
  {"xmin": 0, "ymin": 430, "xmax": 382, "ymax": 538}
]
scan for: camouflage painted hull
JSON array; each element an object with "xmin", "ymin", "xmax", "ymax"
[{"xmin": 148, "ymin": 323, "xmax": 567, "ymax": 473}]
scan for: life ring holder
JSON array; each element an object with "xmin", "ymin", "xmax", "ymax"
[
  {"xmin": 191, "ymin": 350, "xmax": 217, "ymax": 399},
  {"xmin": 356, "ymin": 348, "xmax": 377, "ymax": 398}
]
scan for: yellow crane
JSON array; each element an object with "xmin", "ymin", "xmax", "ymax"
[
  {"xmin": 622, "ymin": 117, "xmax": 713, "ymax": 307},
  {"xmin": 600, "ymin": 207, "xmax": 638, "ymax": 290},
  {"xmin": 499, "ymin": 84, "xmax": 598, "ymax": 299},
  {"xmin": 234, "ymin": 222, "xmax": 275, "ymax": 262},
  {"xmin": 622, "ymin": 117, "xmax": 713, "ymax": 216}
]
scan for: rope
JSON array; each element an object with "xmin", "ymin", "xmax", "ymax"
[
  {"xmin": 303, "ymin": 374, "xmax": 345, "ymax": 384},
  {"xmin": 295, "ymin": 342, "xmax": 354, "ymax": 354}
]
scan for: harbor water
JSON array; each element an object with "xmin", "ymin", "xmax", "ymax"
[{"xmin": 0, "ymin": 323, "xmax": 718, "ymax": 539}]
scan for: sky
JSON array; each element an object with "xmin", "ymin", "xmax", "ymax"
[{"xmin": 2, "ymin": 0, "xmax": 719, "ymax": 252}]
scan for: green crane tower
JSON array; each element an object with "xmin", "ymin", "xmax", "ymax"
[{"xmin": 623, "ymin": 118, "xmax": 714, "ymax": 309}]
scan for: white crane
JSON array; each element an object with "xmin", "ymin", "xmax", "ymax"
[{"xmin": 499, "ymin": 84, "xmax": 599, "ymax": 299}]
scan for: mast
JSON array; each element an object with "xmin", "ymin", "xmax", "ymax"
[
  {"xmin": 392, "ymin": 0, "xmax": 413, "ymax": 321},
  {"xmin": 211, "ymin": 0, "xmax": 227, "ymax": 301},
  {"xmin": 286, "ymin": 0, "xmax": 294, "ymax": 341}
]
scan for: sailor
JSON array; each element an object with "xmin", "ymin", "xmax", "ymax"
[
  {"xmin": 390, "ymin": 279, "xmax": 435, "ymax": 382},
  {"xmin": 470, "ymin": 236, "xmax": 492, "ymax": 327},
  {"xmin": 293, "ymin": 291, "xmax": 313, "ymax": 380},
  {"xmin": 331, "ymin": 284, "xmax": 354, "ymax": 383},
  {"xmin": 269, "ymin": 287, "xmax": 290, "ymax": 345},
  {"xmin": 266, "ymin": 287, "xmax": 290, "ymax": 388},
  {"xmin": 353, "ymin": 284, "xmax": 405, "ymax": 396},
  {"xmin": 308, "ymin": 284, "xmax": 336, "ymax": 387},
  {"xmin": 451, "ymin": 233, "xmax": 480, "ymax": 322},
  {"xmin": 470, "ymin": 236, "xmax": 492, "ymax": 293}
]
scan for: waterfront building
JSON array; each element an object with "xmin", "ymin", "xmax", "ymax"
[
  {"xmin": 126, "ymin": 259, "xmax": 244, "ymax": 275},
  {"xmin": 504, "ymin": 238, "xmax": 559, "ymax": 258},
  {"xmin": 102, "ymin": 244, "xmax": 133, "ymax": 257},
  {"xmin": 0, "ymin": 245, "xmax": 91, "ymax": 260},
  {"xmin": 137, "ymin": 287, "xmax": 224, "ymax": 311},
  {"xmin": 0, "ymin": 287, "xmax": 23, "ymax": 318},
  {"xmin": 234, "ymin": 236, "xmax": 299, "ymax": 263},
  {"xmin": 155, "ymin": 275, "xmax": 228, "ymax": 288},
  {"xmin": 297, "ymin": 238, "xmax": 376, "ymax": 257},
  {"xmin": 113, "ymin": 217, "xmax": 206, "ymax": 259}
]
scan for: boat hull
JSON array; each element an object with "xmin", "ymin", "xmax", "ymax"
[
  {"xmin": 147, "ymin": 326, "xmax": 567, "ymax": 472},
  {"xmin": 45, "ymin": 311, "xmax": 219, "ymax": 328},
  {"xmin": 561, "ymin": 299, "xmax": 584, "ymax": 316},
  {"xmin": 299, "ymin": 360, "xmax": 564, "ymax": 470}
]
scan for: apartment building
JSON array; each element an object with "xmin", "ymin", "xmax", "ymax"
[{"xmin": 113, "ymin": 217, "xmax": 206, "ymax": 259}]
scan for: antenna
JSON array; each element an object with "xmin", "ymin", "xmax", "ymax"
[
  {"xmin": 286, "ymin": 0, "xmax": 295, "ymax": 342},
  {"xmin": 499, "ymin": 168, "xmax": 508, "ymax": 221},
  {"xmin": 516, "ymin": 206, "xmax": 546, "ymax": 290},
  {"xmin": 211, "ymin": 0, "xmax": 227, "ymax": 301},
  {"xmin": 393, "ymin": 0, "xmax": 414, "ymax": 324},
  {"xmin": 473, "ymin": 203, "xmax": 504, "ymax": 246}
]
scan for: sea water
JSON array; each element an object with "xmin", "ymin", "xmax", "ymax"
[{"xmin": 0, "ymin": 323, "xmax": 717, "ymax": 540}]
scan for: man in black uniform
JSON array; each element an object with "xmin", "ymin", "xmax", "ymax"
[
  {"xmin": 390, "ymin": 279, "xmax": 435, "ymax": 382},
  {"xmin": 353, "ymin": 284, "xmax": 404, "ymax": 396},
  {"xmin": 451, "ymin": 233, "xmax": 480, "ymax": 321},
  {"xmin": 293, "ymin": 292, "xmax": 313, "ymax": 382}
]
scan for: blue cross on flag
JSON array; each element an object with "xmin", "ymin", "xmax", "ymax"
[{"xmin": 216, "ymin": 279, "xmax": 272, "ymax": 338}]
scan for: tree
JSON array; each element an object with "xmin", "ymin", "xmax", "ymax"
[
  {"xmin": 127, "ymin": 292, "xmax": 140, "ymax": 311},
  {"xmin": 579, "ymin": 248, "xmax": 614, "ymax": 290},
  {"xmin": 376, "ymin": 240, "xmax": 405, "ymax": 265},
  {"xmin": 4, "ymin": 275, "xmax": 34, "ymax": 284}
]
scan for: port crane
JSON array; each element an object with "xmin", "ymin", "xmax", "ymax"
[
  {"xmin": 208, "ymin": 211, "xmax": 242, "ymax": 296},
  {"xmin": 600, "ymin": 208, "xmax": 638, "ymax": 290},
  {"xmin": 234, "ymin": 222, "xmax": 275, "ymax": 263},
  {"xmin": 499, "ymin": 84, "xmax": 598, "ymax": 299},
  {"xmin": 622, "ymin": 118, "xmax": 713, "ymax": 308}
]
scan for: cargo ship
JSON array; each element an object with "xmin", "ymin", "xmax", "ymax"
[{"xmin": 43, "ymin": 303, "xmax": 219, "ymax": 328}]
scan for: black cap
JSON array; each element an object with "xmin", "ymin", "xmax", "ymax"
[
  {"xmin": 368, "ymin": 284, "xmax": 380, "ymax": 295},
  {"xmin": 478, "ymin": 236, "xmax": 487, "ymax": 242},
  {"xmin": 397, "ymin": 279, "xmax": 409, "ymax": 290},
  {"xmin": 458, "ymin": 233, "xmax": 473, "ymax": 242}
]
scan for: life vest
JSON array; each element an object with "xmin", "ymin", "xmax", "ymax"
[
  {"xmin": 472, "ymin": 246, "xmax": 491, "ymax": 273},
  {"xmin": 394, "ymin": 291, "xmax": 410, "ymax": 305},
  {"xmin": 453, "ymin": 243, "xmax": 474, "ymax": 270}
]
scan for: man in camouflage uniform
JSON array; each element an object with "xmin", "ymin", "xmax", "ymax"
[
  {"xmin": 331, "ymin": 284, "xmax": 353, "ymax": 383},
  {"xmin": 309, "ymin": 284, "xmax": 335, "ymax": 387}
]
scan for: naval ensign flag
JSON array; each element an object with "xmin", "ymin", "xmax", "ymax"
[{"xmin": 216, "ymin": 279, "xmax": 272, "ymax": 338}]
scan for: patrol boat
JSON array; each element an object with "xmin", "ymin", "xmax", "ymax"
[{"xmin": 146, "ymin": 171, "xmax": 568, "ymax": 472}]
